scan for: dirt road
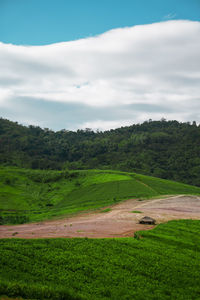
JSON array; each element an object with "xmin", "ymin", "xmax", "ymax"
[{"xmin": 0, "ymin": 195, "xmax": 200, "ymax": 238}]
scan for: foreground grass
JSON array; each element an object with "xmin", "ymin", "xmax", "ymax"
[
  {"xmin": 1, "ymin": 166, "xmax": 200, "ymax": 224},
  {"xmin": 0, "ymin": 220, "xmax": 200, "ymax": 299}
]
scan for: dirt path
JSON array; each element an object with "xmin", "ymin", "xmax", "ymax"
[{"xmin": 1, "ymin": 195, "xmax": 200, "ymax": 238}]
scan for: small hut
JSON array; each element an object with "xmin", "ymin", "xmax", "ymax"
[{"xmin": 139, "ymin": 216, "xmax": 156, "ymax": 225}]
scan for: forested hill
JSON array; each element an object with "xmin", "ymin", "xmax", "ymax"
[{"xmin": 0, "ymin": 118, "xmax": 200, "ymax": 186}]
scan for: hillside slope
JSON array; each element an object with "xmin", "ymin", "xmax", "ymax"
[
  {"xmin": 1, "ymin": 118, "xmax": 200, "ymax": 186},
  {"xmin": 0, "ymin": 166, "xmax": 200, "ymax": 224}
]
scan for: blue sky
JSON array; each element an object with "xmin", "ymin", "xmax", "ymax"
[
  {"xmin": 1, "ymin": 0, "xmax": 200, "ymax": 45},
  {"xmin": 0, "ymin": 1, "xmax": 200, "ymax": 131}
]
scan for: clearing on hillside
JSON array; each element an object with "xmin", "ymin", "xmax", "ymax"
[
  {"xmin": 1, "ymin": 195, "xmax": 200, "ymax": 238},
  {"xmin": 1, "ymin": 167, "xmax": 200, "ymax": 225}
]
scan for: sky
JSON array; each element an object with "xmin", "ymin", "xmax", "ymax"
[{"xmin": 0, "ymin": 0, "xmax": 200, "ymax": 131}]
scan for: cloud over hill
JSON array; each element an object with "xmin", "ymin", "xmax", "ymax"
[{"xmin": 0, "ymin": 20, "xmax": 200, "ymax": 130}]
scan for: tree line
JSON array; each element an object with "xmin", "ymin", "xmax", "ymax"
[{"xmin": 0, "ymin": 118, "xmax": 200, "ymax": 186}]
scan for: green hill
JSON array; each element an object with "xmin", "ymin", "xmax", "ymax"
[
  {"xmin": 1, "ymin": 220, "xmax": 200, "ymax": 299},
  {"xmin": 0, "ymin": 166, "xmax": 200, "ymax": 224},
  {"xmin": 1, "ymin": 118, "xmax": 200, "ymax": 186}
]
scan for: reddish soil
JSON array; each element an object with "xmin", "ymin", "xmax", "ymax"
[{"xmin": 0, "ymin": 195, "xmax": 200, "ymax": 239}]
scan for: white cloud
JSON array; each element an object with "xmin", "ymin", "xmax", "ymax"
[
  {"xmin": 79, "ymin": 120, "xmax": 134, "ymax": 131},
  {"xmin": 0, "ymin": 88, "xmax": 13, "ymax": 107},
  {"xmin": 0, "ymin": 20, "xmax": 200, "ymax": 129}
]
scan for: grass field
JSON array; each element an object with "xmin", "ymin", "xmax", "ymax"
[
  {"xmin": 1, "ymin": 166, "xmax": 200, "ymax": 224},
  {"xmin": 0, "ymin": 219, "xmax": 200, "ymax": 299}
]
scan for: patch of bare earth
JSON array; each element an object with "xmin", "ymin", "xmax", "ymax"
[{"xmin": 0, "ymin": 195, "xmax": 200, "ymax": 239}]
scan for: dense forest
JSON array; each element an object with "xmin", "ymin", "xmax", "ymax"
[{"xmin": 0, "ymin": 118, "xmax": 200, "ymax": 186}]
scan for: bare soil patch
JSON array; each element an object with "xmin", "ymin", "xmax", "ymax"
[{"xmin": 0, "ymin": 195, "xmax": 200, "ymax": 238}]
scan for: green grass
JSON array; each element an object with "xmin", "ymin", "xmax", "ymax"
[
  {"xmin": 0, "ymin": 166, "xmax": 200, "ymax": 224},
  {"xmin": 131, "ymin": 210, "xmax": 142, "ymax": 213},
  {"xmin": 0, "ymin": 220, "xmax": 200, "ymax": 299},
  {"xmin": 100, "ymin": 208, "xmax": 111, "ymax": 213}
]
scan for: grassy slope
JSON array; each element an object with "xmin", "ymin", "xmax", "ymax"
[
  {"xmin": 0, "ymin": 166, "xmax": 200, "ymax": 224},
  {"xmin": 0, "ymin": 220, "xmax": 200, "ymax": 299}
]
